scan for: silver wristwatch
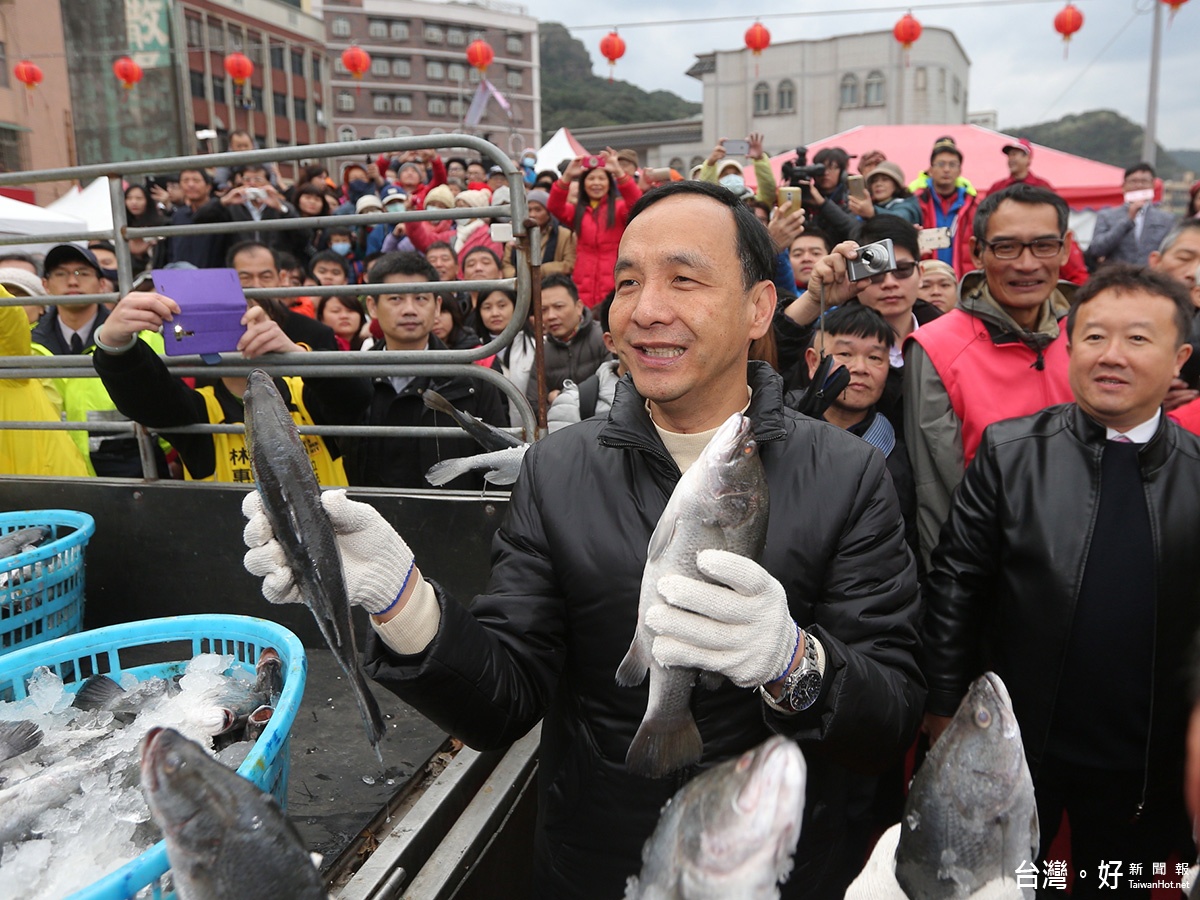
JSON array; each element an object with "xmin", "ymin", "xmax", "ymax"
[{"xmin": 760, "ymin": 630, "xmax": 822, "ymax": 713}]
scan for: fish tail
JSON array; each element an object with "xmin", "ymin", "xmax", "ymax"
[
  {"xmin": 72, "ymin": 674, "xmax": 125, "ymax": 710},
  {"xmin": 625, "ymin": 711, "xmax": 703, "ymax": 779},
  {"xmin": 348, "ymin": 666, "xmax": 387, "ymax": 759},
  {"xmin": 421, "ymin": 389, "xmax": 460, "ymax": 420},
  {"xmin": 425, "ymin": 458, "xmax": 471, "ymax": 486}
]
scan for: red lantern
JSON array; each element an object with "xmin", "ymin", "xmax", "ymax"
[
  {"xmin": 744, "ymin": 22, "xmax": 771, "ymax": 56},
  {"xmin": 599, "ymin": 31, "xmax": 625, "ymax": 83},
  {"xmin": 465, "ymin": 40, "xmax": 494, "ymax": 73},
  {"xmin": 1053, "ymin": 4, "xmax": 1084, "ymax": 58},
  {"xmin": 893, "ymin": 13, "xmax": 923, "ymax": 50},
  {"xmin": 112, "ymin": 56, "xmax": 143, "ymax": 90},
  {"xmin": 13, "ymin": 60, "xmax": 42, "ymax": 90},
  {"xmin": 341, "ymin": 46, "xmax": 371, "ymax": 79},
  {"xmin": 223, "ymin": 52, "xmax": 254, "ymax": 86},
  {"xmin": 1161, "ymin": 0, "xmax": 1189, "ymax": 24}
]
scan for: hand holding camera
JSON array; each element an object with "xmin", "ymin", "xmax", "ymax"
[{"xmin": 804, "ymin": 239, "xmax": 897, "ymax": 310}]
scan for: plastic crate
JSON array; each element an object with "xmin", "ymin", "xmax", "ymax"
[
  {"xmin": 0, "ymin": 509, "xmax": 95, "ymax": 654},
  {"xmin": 0, "ymin": 614, "xmax": 307, "ymax": 900}
]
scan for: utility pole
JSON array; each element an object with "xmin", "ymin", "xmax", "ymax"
[{"xmin": 1141, "ymin": 0, "xmax": 1162, "ymax": 166}]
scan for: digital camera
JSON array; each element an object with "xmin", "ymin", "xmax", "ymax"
[
  {"xmin": 245, "ymin": 187, "xmax": 266, "ymax": 202},
  {"xmin": 582, "ymin": 154, "xmax": 606, "ymax": 170},
  {"xmin": 846, "ymin": 239, "xmax": 897, "ymax": 282}
]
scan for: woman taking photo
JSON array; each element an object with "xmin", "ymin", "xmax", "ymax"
[
  {"xmin": 547, "ymin": 148, "xmax": 641, "ymax": 307},
  {"xmin": 847, "ymin": 161, "xmax": 921, "ymax": 226}
]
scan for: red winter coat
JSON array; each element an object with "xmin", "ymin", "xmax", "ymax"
[{"xmin": 547, "ymin": 176, "xmax": 642, "ymax": 307}]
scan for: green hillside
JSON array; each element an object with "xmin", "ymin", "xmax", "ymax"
[{"xmin": 1012, "ymin": 110, "xmax": 1187, "ymax": 178}]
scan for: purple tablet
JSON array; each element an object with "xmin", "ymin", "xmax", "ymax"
[{"xmin": 154, "ymin": 268, "xmax": 247, "ymax": 358}]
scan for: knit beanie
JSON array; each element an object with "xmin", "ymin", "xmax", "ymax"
[{"xmin": 424, "ymin": 185, "xmax": 455, "ymax": 209}]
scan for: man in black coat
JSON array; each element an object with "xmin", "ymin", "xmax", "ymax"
[
  {"xmin": 243, "ymin": 181, "xmax": 923, "ymax": 898},
  {"xmin": 923, "ymin": 265, "xmax": 1200, "ymax": 894}
]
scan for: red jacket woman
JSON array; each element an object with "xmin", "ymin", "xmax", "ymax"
[{"xmin": 547, "ymin": 152, "xmax": 642, "ymax": 307}]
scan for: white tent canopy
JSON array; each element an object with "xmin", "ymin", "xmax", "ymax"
[
  {"xmin": 0, "ymin": 195, "xmax": 88, "ymax": 258},
  {"xmin": 47, "ymin": 178, "xmax": 113, "ymax": 233},
  {"xmin": 534, "ymin": 127, "xmax": 588, "ymax": 176}
]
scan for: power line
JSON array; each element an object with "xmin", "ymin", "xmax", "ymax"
[{"xmin": 1035, "ymin": 8, "xmax": 1143, "ymax": 121}]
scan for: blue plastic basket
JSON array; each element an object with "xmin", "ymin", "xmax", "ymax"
[
  {"xmin": 0, "ymin": 614, "xmax": 307, "ymax": 900},
  {"xmin": 0, "ymin": 509, "xmax": 95, "ymax": 654}
]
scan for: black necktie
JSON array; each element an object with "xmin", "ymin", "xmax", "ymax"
[{"xmin": 69, "ymin": 333, "xmax": 83, "ymax": 354}]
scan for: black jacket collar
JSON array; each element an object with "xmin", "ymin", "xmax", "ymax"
[{"xmin": 1068, "ymin": 404, "xmax": 1174, "ymax": 474}]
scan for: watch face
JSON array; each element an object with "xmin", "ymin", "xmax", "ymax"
[{"xmin": 788, "ymin": 672, "xmax": 822, "ymax": 711}]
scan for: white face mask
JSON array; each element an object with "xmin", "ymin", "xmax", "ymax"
[
  {"xmin": 719, "ymin": 174, "xmax": 747, "ymax": 196},
  {"xmin": 330, "ymin": 242, "xmax": 352, "ymax": 256}
]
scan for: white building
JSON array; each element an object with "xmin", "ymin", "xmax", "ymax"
[{"xmin": 573, "ymin": 27, "xmax": 971, "ymax": 174}]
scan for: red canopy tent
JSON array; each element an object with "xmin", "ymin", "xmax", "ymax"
[{"xmin": 758, "ymin": 124, "xmax": 1128, "ymax": 210}]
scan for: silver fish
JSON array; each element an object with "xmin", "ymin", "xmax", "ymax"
[
  {"xmin": 0, "ymin": 720, "xmax": 42, "ymax": 764},
  {"xmin": 0, "ymin": 756, "xmax": 94, "ymax": 844},
  {"xmin": 0, "ymin": 526, "xmax": 49, "ymax": 561},
  {"xmin": 244, "ymin": 370, "xmax": 385, "ymax": 759},
  {"xmin": 140, "ymin": 727, "xmax": 327, "ymax": 900},
  {"xmin": 895, "ymin": 672, "xmax": 1039, "ymax": 899},
  {"xmin": 425, "ymin": 445, "xmax": 529, "ymax": 486},
  {"xmin": 625, "ymin": 735, "xmax": 806, "ymax": 900},
  {"xmin": 422, "ymin": 389, "xmax": 525, "ymax": 450},
  {"xmin": 616, "ymin": 412, "xmax": 769, "ymax": 779}
]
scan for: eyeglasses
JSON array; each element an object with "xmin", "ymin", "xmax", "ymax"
[
  {"xmin": 980, "ymin": 238, "xmax": 1065, "ymax": 260},
  {"xmin": 862, "ymin": 261, "xmax": 919, "ymax": 285},
  {"xmin": 930, "ymin": 160, "xmax": 961, "ymax": 170},
  {"xmin": 47, "ymin": 267, "xmax": 98, "ymax": 280}
]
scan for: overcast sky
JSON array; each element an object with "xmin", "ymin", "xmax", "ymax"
[{"xmin": 524, "ymin": 0, "xmax": 1198, "ymax": 151}]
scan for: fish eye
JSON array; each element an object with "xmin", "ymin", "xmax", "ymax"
[
  {"xmin": 163, "ymin": 750, "xmax": 183, "ymax": 774},
  {"xmin": 975, "ymin": 707, "xmax": 991, "ymax": 728}
]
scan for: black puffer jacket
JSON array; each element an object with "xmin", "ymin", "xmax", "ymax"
[
  {"xmin": 365, "ymin": 362, "xmax": 924, "ymax": 899},
  {"xmin": 924, "ymin": 404, "xmax": 1200, "ymax": 809}
]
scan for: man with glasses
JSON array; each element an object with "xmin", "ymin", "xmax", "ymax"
[
  {"xmin": 915, "ymin": 137, "xmax": 978, "ymax": 278},
  {"xmin": 1089, "ymin": 162, "xmax": 1175, "ymax": 267},
  {"xmin": 904, "ymin": 183, "xmax": 1076, "ymax": 568}
]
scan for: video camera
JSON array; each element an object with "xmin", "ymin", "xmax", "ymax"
[{"xmin": 780, "ymin": 147, "xmax": 827, "ymax": 188}]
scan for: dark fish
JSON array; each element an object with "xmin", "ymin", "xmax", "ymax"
[
  {"xmin": 0, "ymin": 720, "xmax": 42, "ymax": 763},
  {"xmin": 895, "ymin": 672, "xmax": 1039, "ymax": 899},
  {"xmin": 625, "ymin": 736, "xmax": 806, "ymax": 899},
  {"xmin": 616, "ymin": 412, "xmax": 770, "ymax": 779},
  {"xmin": 140, "ymin": 727, "xmax": 327, "ymax": 900},
  {"xmin": 244, "ymin": 369, "xmax": 385, "ymax": 759},
  {"xmin": 422, "ymin": 389, "xmax": 525, "ymax": 450},
  {"xmin": 254, "ymin": 647, "xmax": 283, "ymax": 704},
  {"xmin": 0, "ymin": 526, "xmax": 49, "ymax": 560},
  {"xmin": 245, "ymin": 705, "xmax": 273, "ymax": 742}
]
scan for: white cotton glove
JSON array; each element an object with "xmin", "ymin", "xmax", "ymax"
[
  {"xmin": 844, "ymin": 823, "xmax": 1026, "ymax": 900},
  {"xmin": 646, "ymin": 548, "xmax": 797, "ymax": 689},
  {"xmin": 242, "ymin": 489, "xmax": 416, "ymax": 615}
]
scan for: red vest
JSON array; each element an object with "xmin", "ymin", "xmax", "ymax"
[{"xmin": 912, "ymin": 309, "xmax": 1073, "ymax": 466}]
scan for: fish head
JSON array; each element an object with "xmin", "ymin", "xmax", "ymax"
[
  {"xmin": 698, "ymin": 413, "xmax": 769, "ymax": 533},
  {"xmin": 678, "ymin": 736, "xmax": 806, "ymax": 894},
  {"xmin": 140, "ymin": 727, "xmax": 246, "ymax": 846}
]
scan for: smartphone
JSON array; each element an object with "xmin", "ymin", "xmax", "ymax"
[
  {"xmin": 1124, "ymin": 188, "xmax": 1155, "ymax": 205},
  {"xmin": 847, "ymin": 174, "xmax": 868, "ymax": 202},
  {"xmin": 724, "ymin": 139, "xmax": 751, "ymax": 157},
  {"xmin": 777, "ymin": 187, "xmax": 803, "ymax": 209},
  {"xmin": 917, "ymin": 228, "xmax": 952, "ymax": 253},
  {"xmin": 643, "ymin": 167, "xmax": 672, "ymax": 182}
]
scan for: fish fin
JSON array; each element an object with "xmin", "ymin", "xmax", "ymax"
[
  {"xmin": 347, "ymin": 665, "xmax": 387, "ymax": 760},
  {"xmin": 425, "ymin": 458, "xmax": 469, "ymax": 486},
  {"xmin": 72, "ymin": 674, "xmax": 125, "ymax": 710},
  {"xmin": 698, "ymin": 671, "xmax": 723, "ymax": 691},
  {"xmin": 615, "ymin": 639, "xmax": 652, "ymax": 687},
  {"xmin": 483, "ymin": 468, "xmax": 519, "ymax": 486},
  {"xmin": 625, "ymin": 711, "xmax": 703, "ymax": 779},
  {"xmin": 422, "ymin": 389, "xmax": 458, "ymax": 418},
  {"xmin": 0, "ymin": 720, "xmax": 42, "ymax": 757}
]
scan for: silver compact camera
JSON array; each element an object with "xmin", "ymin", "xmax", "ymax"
[{"xmin": 846, "ymin": 238, "xmax": 896, "ymax": 282}]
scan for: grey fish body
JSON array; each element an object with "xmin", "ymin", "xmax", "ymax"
[
  {"xmin": 244, "ymin": 370, "xmax": 385, "ymax": 758},
  {"xmin": 140, "ymin": 727, "xmax": 327, "ymax": 900},
  {"xmin": 0, "ymin": 756, "xmax": 94, "ymax": 844},
  {"xmin": 425, "ymin": 445, "xmax": 529, "ymax": 487},
  {"xmin": 422, "ymin": 389, "xmax": 525, "ymax": 451},
  {"xmin": 626, "ymin": 736, "xmax": 806, "ymax": 900},
  {"xmin": 895, "ymin": 672, "xmax": 1039, "ymax": 899},
  {"xmin": 0, "ymin": 526, "xmax": 49, "ymax": 560},
  {"xmin": 617, "ymin": 413, "xmax": 769, "ymax": 779}
]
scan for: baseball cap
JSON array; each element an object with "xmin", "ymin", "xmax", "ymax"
[
  {"xmin": 1002, "ymin": 138, "xmax": 1033, "ymax": 158},
  {"xmin": 380, "ymin": 184, "xmax": 408, "ymax": 206},
  {"xmin": 487, "ymin": 165, "xmax": 505, "ymax": 179},
  {"xmin": 44, "ymin": 244, "xmax": 103, "ymax": 279},
  {"xmin": 930, "ymin": 137, "xmax": 963, "ymax": 164},
  {"xmin": 355, "ymin": 194, "xmax": 383, "ymax": 213}
]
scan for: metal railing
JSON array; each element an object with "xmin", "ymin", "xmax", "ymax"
[{"xmin": 0, "ymin": 135, "xmax": 542, "ymax": 480}]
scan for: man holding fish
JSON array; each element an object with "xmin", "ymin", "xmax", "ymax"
[{"xmin": 243, "ymin": 180, "xmax": 924, "ymax": 898}]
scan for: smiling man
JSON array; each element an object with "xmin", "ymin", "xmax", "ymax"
[
  {"xmin": 922, "ymin": 265, "xmax": 1200, "ymax": 895},
  {"xmin": 241, "ymin": 181, "xmax": 922, "ymax": 899},
  {"xmin": 904, "ymin": 182, "xmax": 1076, "ymax": 567}
]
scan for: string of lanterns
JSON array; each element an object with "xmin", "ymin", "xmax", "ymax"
[{"xmin": 8, "ymin": 0, "xmax": 1195, "ymax": 94}]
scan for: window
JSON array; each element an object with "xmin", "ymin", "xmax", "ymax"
[
  {"xmin": 468, "ymin": 30, "xmax": 485, "ymax": 43},
  {"xmin": 426, "ymin": 60, "xmax": 444, "ymax": 80},
  {"xmin": 447, "ymin": 63, "xmax": 466, "ymax": 82},
  {"xmin": 336, "ymin": 91, "xmax": 355, "ymax": 111},
  {"xmin": 331, "ymin": 17, "xmax": 351, "ymax": 38},
  {"xmin": 840, "ymin": 73, "xmax": 859, "ymax": 108},
  {"xmin": 250, "ymin": 86, "xmax": 264, "ymax": 110},
  {"xmin": 428, "ymin": 96, "xmax": 447, "ymax": 116},
  {"xmin": 865, "ymin": 70, "xmax": 885, "ymax": 106},
  {"xmin": 368, "ymin": 20, "xmax": 388, "ymax": 39},
  {"xmin": 270, "ymin": 46, "xmax": 285, "ymax": 70},
  {"xmin": 447, "ymin": 28, "xmax": 466, "ymax": 47},
  {"xmin": 0, "ymin": 127, "xmax": 25, "ymax": 174},
  {"xmin": 469, "ymin": 68, "xmax": 481, "ymax": 83},
  {"xmin": 273, "ymin": 92, "xmax": 288, "ymax": 116},
  {"xmin": 292, "ymin": 49, "xmax": 305, "ymax": 76},
  {"xmin": 391, "ymin": 21, "xmax": 410, "ymax": 41},
  {"xmin": 424, "ymin": 25, "xmax": 444, "ymax": 43},
  {"xmin": 374, "ymin": 125, "xmax": 393, "ymax": 139},
  {"xmin": 953, "ymin": 76, "xmax": 961, "ymax": 103},
  {"xmin": 371, "ymin": 58, "xmax": 390, "ymax": 76},
  {"xmin": 450, "ymin": 98, "xmax": 465, "ymax": 117},
  {"xmin": 338, "ymin": 125, "xmax": 357, "ymax": 142},
  {"xmin": 373, "ymin": 94, "xmax": 392, "ymax": 113},
  {"xmin": 334, "ymin": 57, "xmax": 348, "ymax": 75},
  {"xmin": 228, "ymin": 26, "xmax": 245, "ymax": 52},
  {"xmin": 186, "ymin": 18, "xmax": 203, "ymax": 48},
  {"xmin": 938, "ymin": 69, "xmax": 946, "ymax": 92},
  {"xmin": 753, "ymin": 81, "xmax": 770, "ymax": 115},
  {"xmin": 212, "ymin": 77, "xmax": 226, "ymax": 104},
  {"xmin": 395, "ymin": 125, "xmax": 414, "ymax": 136},
  {"xmin": 189, "ymin": 69, "xmax": 206, "ymax": 99},
  {"xmin": 914, "ymin": 67, "xmax": 927, "ymax": 90},
  {"xmin": 689, "ymin": 155, "xmax": 705, "ymax": 171},
  {"xmin": 393, "ymin": 58, "xmax": 411, "ymax": 77},
  {"xmin": 777, "ymin": 79, "xmax": 795, "ymax": 112},
  {"xmin": 312, "ymin": 56, "xmax": 322, "ymax": 85},
  {"xmin": 507, "ymin": 69, "xmax": 523, "ymax": 89},
  {"xmin": 395, "ymin": 94, "xmax": 413, "ymax": 114},
  {"xmin": 506, "ymin": 34, "xmax": 523, "ymax": 54},
  {"xmin": 207, "ymin": 22, "xmax": 223, "ymax": 50},
  {"xmin": 293, "ymin": 97, "xmax": 307, "ymax": 120}
]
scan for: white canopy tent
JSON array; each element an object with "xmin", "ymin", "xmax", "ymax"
[
  {"xmin": 47, "ymin": 178, "xmax": 114, "ymax": 233},
  {"xmin": 534, "ymin": 127, "xmax": 588, "ymax": 176},
  {"xmin": 0, "ymin": 195, "xmax": 88, "ymax": 259}
]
